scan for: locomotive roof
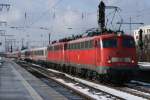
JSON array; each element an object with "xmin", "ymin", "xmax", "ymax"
[
  {"xmin": 48, "ymin": 33, "xmax": 133, "ymax": 46},
  {"xmin": 68, "ymin": 33, "xmax": 133, "ymax": 43},
  {"xmin": 100, "ymin": 33, "xmax": 133, "ymax": 39}
]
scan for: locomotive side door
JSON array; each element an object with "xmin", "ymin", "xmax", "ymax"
[
  {"xmin": 95, "ymin": 39, "xmax": 101, "ymax": 66},
  {"xmin": 64, "ymin": 43, "xmax": 68, "ymax": 63}
]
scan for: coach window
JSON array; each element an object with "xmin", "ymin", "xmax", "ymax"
[
  {"xmin": 74, "ymin": 43, "xmax": 76, "ymax": 49},
  {"xmin": 40, "ymin": 50, "xmax": 43, "ymax": 55},
  {"xmin": 56, "ymin": 46, "xmax": 58, "ymax": 50},
  {"xmin": 80, "ymin": 43, "xmax": 82, "ymax": 49},
  {"xmin": 70, "ymin": 44, "xmax": 71, "ymax": 49},
  {"xmin": 68, "ymin": 44, "xmax": 70, "ymax": 50},
  {"xmin": 76, "ymin": 43, "xmax": 78, "ymax": 49},
  {"xmin": 67, "ymin": 44, "xmax": 70, "ymax": 49},
  {"xmin": 77, "ymin": 43, "xmax": 79, "ymax": 49},
  {"xmin": 71, "ymin": 44, "xmax": 73, "ymax": 49},
  {"xmin": 81, "ymin": 42, "xmax": 84, "ymax": 49},
  {"xmin": 39, "ymin": 50, "xmax": 41, "ymax": 55},
  {"xmin": 67, "ymin": 44, "xmax": 69, "ymax": 49},
  {"xmin": 85, "ymin": 41, "xmax": 88, "ymax": 48},
  {"xmin": 74, "ymin": 43, "xmax": 77, "ymax": 49},
  {"xmin": 78, "ymin": 43, "xmax": 80, "ymax": 49},
  {"xmin": 70, "ymin": 44, "xmax": 72, "ymax": 50},
  {"xmin": 53, "ymin": 46, "xmax": 55, "ymax": 50},
  {"xmin": 70, "ymin": 44, "xmax": 72, "ymax": 49},
  {"xmin": 37, "ymin": 51, "xmax": 39, "ymax": 55},
  {"xmin": 89, "ymin": 40, "xmax": 92, "ymax": 48},
  {"xmin": 38, "ymin": 51, "xmax": 39, "ymax": 55},
  {"xmin": 40, "ymin": 50, "xmax": 42, "ymax": 55},
  {"xmin": 79, "ymin": 43, "xmax": 82, "ymax": 49},
  {"xmin": 41, "ymin": 50, "xmax": 43, "ymax": 55},
  {"xmin": 72, "ymin": 44, "xmax": 74, "ymax": 49},
  {"xmin": 88, "ymin": 41, "xmax": 90, "ymax": 48},
  {"xmin": 80, "ymin": 42, "xmax": 82, "ymax": 49},
  {"xmin": 37, "ymin": 51, "xmax": 38, "ymax": 55},
  {"xmin": 39, "ymin": 51, "xmax": 40, "ymax": 55}
]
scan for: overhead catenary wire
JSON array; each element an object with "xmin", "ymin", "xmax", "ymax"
[{"xmin": 28, "ymin": 0, "xmax": 64, "ymax": 26}]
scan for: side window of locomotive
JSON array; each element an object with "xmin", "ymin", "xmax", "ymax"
[
  {"xmin": 89, "ymin": 40, "xmax": 93, "ymax": 48},
  {"xmin": 81, "ymin": 42, "xmax": 84, "ymax": 49},
  {"xmin": 102, "ymin": 38, "xmax": 117, "ymax": 48},
  {"xmin": 123, "ymin": 38, "xmax": 135, "ymax": 48}
]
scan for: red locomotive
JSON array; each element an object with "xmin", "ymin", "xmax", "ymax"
[{"xmin": 47, "ymin": 33, "xmax": 138, "ymax": 83}]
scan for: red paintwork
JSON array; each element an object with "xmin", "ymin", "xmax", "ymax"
[
  {"xmin": 100, "ymin": 35, "xmax": 137, "ymax": 68},
  {"xmin": 47, "ymin": 43, "xmax": 65, "ymax": 63},
  {"xmin": 47, "ymin": 33, "xmax": 137, "ymax": 71}
]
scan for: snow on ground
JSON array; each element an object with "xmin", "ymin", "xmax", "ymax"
[
  {"xmin": 138, "ymin": 62, "xmax": 150, "ymax": 69},
  {"xmin": 48, "ymin": 69, "xmax": 146, "ymax": 100},
  {"xmin": 32, "ymin": 63, "xmax": 42, "ymax": 67},
  {"xmin": 131, "ymin": 80, "xmax": 150, "ymax": 86},
  {"xmin": 56, "ymin": 78, "xmax": 112, "ymax": 100}
]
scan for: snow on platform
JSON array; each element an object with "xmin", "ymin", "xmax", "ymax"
[{"xmin": 48, "ymin": 68, "xmax": 147, "ymax": 100}]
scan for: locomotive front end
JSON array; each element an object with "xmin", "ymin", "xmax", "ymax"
[{"xmin": 96, "ymin": 34, "xmax": 138, "ymax": 82}]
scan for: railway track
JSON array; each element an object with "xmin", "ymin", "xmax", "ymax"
[
  {"xmin": 17, "ymin": 62, "xmax": 88, "ymax": 100},
  {"xmin": 16, "ymin": 60, "xmax": 125, "ymax": 100},
  {"xmin": 124, "ymin": 81, "xmax": 150, "ymax": 98},
  {"xmin": 15, "ymin": 60, "xmax": 150, "ymax": 100}
]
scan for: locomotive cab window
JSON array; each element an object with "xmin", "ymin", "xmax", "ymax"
[
  {"xmin": 123, "ymin": 38, "xmax": 135, "ymax": 48},
  {"xmin": 102, "ymin": 38, "xmax": 117, "ymax": 48}
]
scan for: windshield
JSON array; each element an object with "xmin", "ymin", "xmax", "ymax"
[
  {"xmin": 123, "ymin": 38, "xmax": 135, "ymax": 48},
  {"xmin": 102, "ymin": 38, "xmax": 117, "ymax": 48}
]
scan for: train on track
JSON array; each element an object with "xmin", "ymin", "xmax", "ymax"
[
  {"xmin": 8, "ymin": 32, "xmax": 139, "ymax": 84},
  {"xmin": 7, "ymin": 1, "xmax": 139, "ymax": 84}
]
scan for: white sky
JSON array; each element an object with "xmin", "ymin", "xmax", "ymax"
[{"xmin": 0, "ymin": 0, "xmax": 150, "ymax": 52}]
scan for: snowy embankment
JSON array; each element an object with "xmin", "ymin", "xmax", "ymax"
[{"xmin": 48, "ymin": 68, "xmax": 147, "ymax": 100}]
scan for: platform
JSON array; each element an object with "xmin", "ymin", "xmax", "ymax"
[{"xmin": 0, "ymin": 59, "xmax": 68, "ymax": 100}]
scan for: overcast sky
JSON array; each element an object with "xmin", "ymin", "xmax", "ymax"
[{"xmin": 0, "ymin": 0, "xmax": 150, "ymax": 52}]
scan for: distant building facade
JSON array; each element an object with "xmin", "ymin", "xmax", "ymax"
[
  {"xmin": 133, "ymin": 25, "xmax": 150, "ymax": 48},
  {"xmin": 133, "ymin": 25, "xmax": 150, "ymax": 61}
]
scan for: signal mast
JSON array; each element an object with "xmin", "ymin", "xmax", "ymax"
[
  {"xmin": 98, "ymin": 1, "xmax": 105, "ymax": 33},
  {"xmin": 98, "ymin": 1, "xmax": 120, "ymax": 34}
]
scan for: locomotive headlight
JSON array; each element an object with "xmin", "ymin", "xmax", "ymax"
[
  {"xmin": 108, "ymin": 60, "xmax": 111, "ymax": 63},
  {"xmin": 131, "ymin": 60, "xmax": 135, "ymax": 63}
]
